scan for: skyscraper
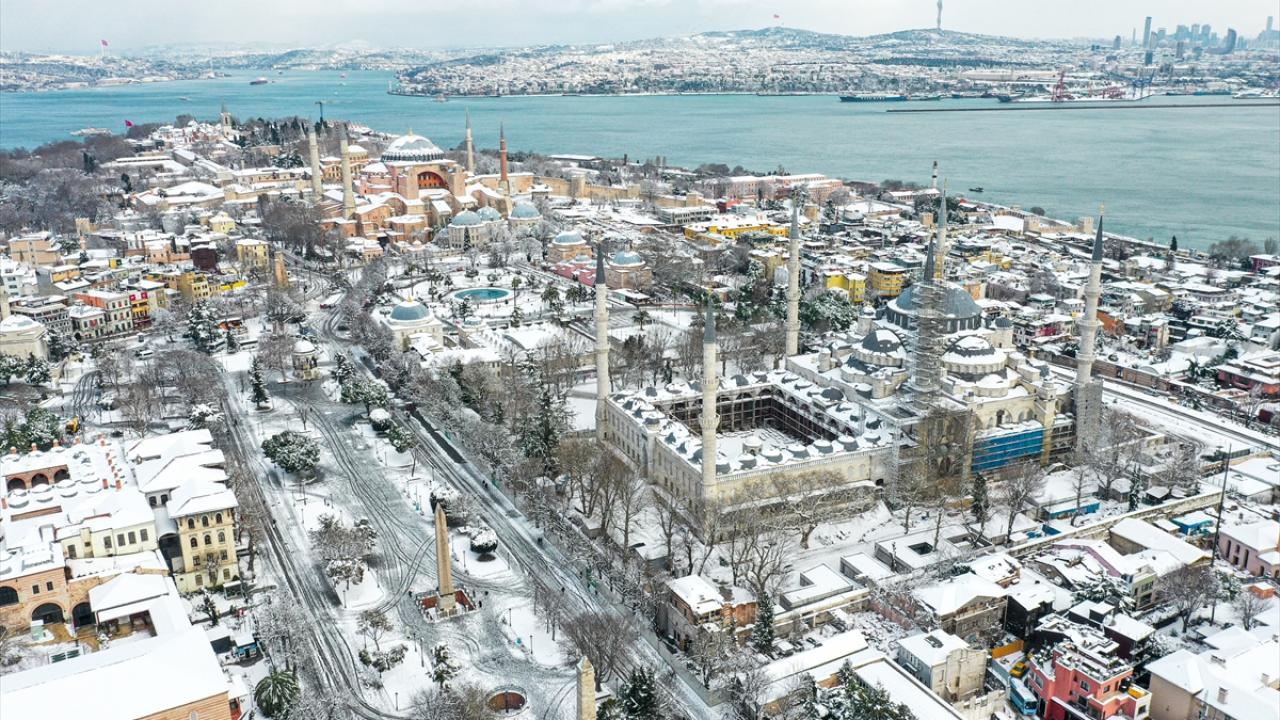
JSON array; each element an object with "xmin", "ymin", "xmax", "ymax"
[{"xmin": 1143, "ymin": 16, "xmax": 1153, "ymax": 48}]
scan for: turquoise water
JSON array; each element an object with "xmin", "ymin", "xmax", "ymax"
[
  {"xmin": 453, "ymin": 287, "xmax": 512, "ymax": 303},
  {"xmin": 2, "ymin": 70, "xmax": 1278, "ymax": 250}
]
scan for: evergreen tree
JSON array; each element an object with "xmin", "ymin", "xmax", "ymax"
[
  {"xmin": 187, "ymin": 301, "xmax": 220, "ymax": 354},
  {"xmin": 618, "ymin": 666, "xmax": 659, "ymax": 719},
  {"xmin": 750, "ymin": 593, "xmax": 775, "ymax": 654},
  {"xmin": 261, "ymin": 431, "xmax": 320, "ymax": 476},
  {"xmin": 520, "ymin": 368, "xmax": 567, "ymax": 474},
  {"xmin": 22, "ymin": 356, "xmax": 50, "ymax": 385},
  {"xmin": 250, "ymin": 357, "xmax": 270, "ymax": 408},
  {"xmin": 1170, "ymin": 236, "xmax": 1178, "ymax": 252},
  {"xmin": 331, "ymin": 353, "xmax": 355, "ymax": 386},
  {"xmin": 970, "ymin": 472, "xmax": 989, "ymax": 530},
  {"xmin": 224, "ymin": 325, "xmax": 240, "ymax": 354},
  {"xmin": 254, "ymin": 670, "xmax": 300, "ymax": 718}
]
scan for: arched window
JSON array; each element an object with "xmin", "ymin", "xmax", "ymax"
[
  {"xmin": 215, "ymin": 513, "xmax": 223, "ymax": 524},
  {"xmin": 217, "ymin": 531, "xmax": 226, "ymax": 543},
  {"xmin": 0, "ymin": 587, "xmax": 20, "ymax": 607},
  {"xmin": 201, "ymin": 515, "xmax": 209, "ymax": 528},
  {"xmin": 189, "ymin": 537, "xmax": 198, "ymax": 548},
  {"xmin": 187, "ymin": 518, "xmax": 195, "ymax": 529},
  {"xmin": 203, "ymin": 534, "xmax": 212, "ymax": 546}
]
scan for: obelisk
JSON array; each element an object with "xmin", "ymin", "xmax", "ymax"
[{"xmin": 434, "ymin": 503, "xmax": 456, "ymax": 614}]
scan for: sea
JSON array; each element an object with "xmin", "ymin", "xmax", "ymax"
[{"xmin": 2, "ymin": 70, "xmax": 1278, "ymax": 250}]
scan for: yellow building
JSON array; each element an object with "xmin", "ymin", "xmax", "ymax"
[
  {"xmin": 235, "ymin": 239, "xmax": 269, "ymax": 272},
  {"xmin": 169, "ymin": 480, "xmax": 239, "ymax": 593},
  {"xmin": 208, "ymin": 212, "xmax": 236, "ymax": 235},
  {"xmin": 684, "ymin": 216, "xmax": 788, "ymax": 241},
  {"xmin": 825, "ymin": 271, "xmax": 867, "ymax": 304},
  {"xmin": 868, "ymin": 262, "xmax": 908, "ymax": 299}
]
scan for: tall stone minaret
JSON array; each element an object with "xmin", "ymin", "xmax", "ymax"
[
  {"xmin": 307, "ymin": 130, "xmax": 323, "ymax": 198},
  {"xmin": 933, "ymin": 184, "xmax": 948, "ymax": 281},
  {"xmin": 464, "ymin": 110, "xmax": 476, "ymax": 176},
  {"xmin": 700, "ymin": 301, "xmax": 719, "ymax": 494},
  {"xmin": 340, "ymin": 130, "xmax": 355, "ymax": 219},
  {"xmin": 785, "ymin": 189, "xmax": 803, "ymax": 357},
  {"xmin": 1074, "ymin": 207, "xmax": 1106, "ymax": 452},
  {"xmin": 1076, "ymin": 207, "xmax": 1105, "ymax": 387},
  {"xmin": 594, "ymin": 248, "xmax": 611, "ymax": 442},
  {"xmin": 498, "ymin": 123, "xmax": 510, "ymax": 194}
]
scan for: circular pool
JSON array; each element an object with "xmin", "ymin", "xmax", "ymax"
[{"xmin": 451, "ymin": 287, "xmax": 513, "ymax": 304}]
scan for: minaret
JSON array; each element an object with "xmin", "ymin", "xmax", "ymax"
[
  {"xmin": 1077, "ymin": 208, "xmax": 1105, "ymax": 385},
  {"xmin": 785, "ymin": 189, "xmax": 803, "ymax": 357},
  {"xmin": 340, "ymin": 130, "xmax": 355, "ymax": 219},
  {"xmin": 930, "ymin": 160, "xmax": 939, "ymax": 190},
  {"xmin": 594, "ymin": 248, "xmax": 611, "ymax": 442},
  {"xmin": 1075, "ymin": 207, "xmax": 1106, "ymax": 451},
  {"xmin": 908, "ymin": 229, "xmax": 945, "ymax": 405},
  {"xmin": 464, "ymin": 109, "xmax": 476, "ymax": 176},
  {"xmin": 0, "ymin": 282, "xmax": 10, "ymax": 320},
  {"xmin": 700, "ymin": 301, "xmax": 719, "ymax": 494},
  {"xmin": 498, "ymin": 123, "xmax": 510, "ymax": 194},
  {"xmin": 219, "ymin": 104, "xmax": 233, "ymax": 139},
  {"xmin": 933, "ymin": 184, "xmax": 948, "ymax": 281},
  {"xmin": 434, "ymin": 503, "xmax": 456, "ymax": 614},
  {"xmin": 307, "ymin": 130, "xmax": 323, "ymax": 198}
]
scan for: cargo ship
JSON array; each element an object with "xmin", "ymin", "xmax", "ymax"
[
  {"xmin": 840, "ymin": 93, "xmax": 907, "ymax": 102},
  {"xmin": 249, "ymin": 77, "xmax": 269, "ymax": 85}
]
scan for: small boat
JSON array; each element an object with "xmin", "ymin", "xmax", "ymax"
[
  {"xmin": 435, "ymin": 94, "xmax": 446, "ymax": 103},
  {"xmin": 907, "ymin": 93, "xmax": 943, "ymax": 101},
  {"xmin": 71, "ymin": 127, "xmax": 110, "ymax": 137},
  {"xmin": 968, "ymin": 187, "xmax": 984, "ymax": 193},
  {"xmin": 839, "ymin": 93, "xmax": 907, "ymax": 102},
  {"xmin": 249, "ymin": 77, "xmax": 269, "ymax": 85},
  {"xmin": 178, "ymin": 96, "xmax": 190, "ymax": 101},
  {"xmin": 340, "ymin": 72, "xmax": 348, "ymax": 79}
]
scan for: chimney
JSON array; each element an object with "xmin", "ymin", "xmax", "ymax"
[
  {"xmin": 1217, "ymin": 687, "xmax": 1229, "ymax": 704},
  {"xmin": 1, "ymin": 497, "xmax": 7, "ymax": 509},
  {"xmin": 102, "ymin": 478, "xmax": 109, "ymax": 489}
]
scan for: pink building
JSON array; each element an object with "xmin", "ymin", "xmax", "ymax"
[
  {"xmin": 1025, "ymin": 638, "xmax": 1151, "ymax": 720},
  {"xmin": 1218, "ymin": 520, "xmax": 1280, "ymax": 579}
]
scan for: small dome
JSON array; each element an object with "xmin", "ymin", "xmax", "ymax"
[
  {"xmin": 553, "ymin": 230, "xmax": 585, "ymax": 246},
  {"xmin": 611, "ymin": 250, "xmax": 643, "ymax": 267},
  {"xmin": 0, "ymin": 315, "xmax": 40, "ymax": 332},
  {"xmin": 293, "ymin": 339, "xmax": 316, "ymax": 355},
  {"xmin": 381, "ymin": 133, "xmax": 444, "ymax": 163},
  {"xmin": 451, "ymin": 210, "xmax": 482, "ymax": 227},
  {"xmin": 389, "ymin": 300, "xmax": 432, "ymax": 322},
  {"xmin": 347, "ymin": 144, "xmax": 367, "ymax": 154},
  {"xmin": 511, "ymin": 202, "xmax": 540, "ymax": 219},
  {"xmin": 946, "ymin": 334, "xmax": 998, "ymax": 359},
  {"xmin": 477, "ymin": 206, "xmax": 502, "ymax": 221},
  {"xmin": 860, "ymin": 328, "xmax": 902, "ymax": 354}
]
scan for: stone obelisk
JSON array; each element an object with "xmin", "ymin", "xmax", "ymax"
[
  {"xmin": 434, "ymin": 503, "xmax": 456, "ymax": 614},
  {"xmin": 576, "ymin": 657, "xmax": 597, "ymax": 720}
]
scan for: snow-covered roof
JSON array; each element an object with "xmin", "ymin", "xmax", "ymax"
[
  {"xmin": 897, "ymin": 629, "xmax": 969, "ymax": 668},
  {"xmin": 1109, "ymin": 518, "xmax": 1209, "ymax": 568},
  {"xmin": 914, "ymin": 572, "xmax": 1007, "ymax": 617},
  {"xmin": 0, "ymin": 627, "xmax": 230, "ymax": 720}
]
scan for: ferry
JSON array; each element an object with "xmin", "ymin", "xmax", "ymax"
[
  {"xmin": 1232, "ymin": 89, "xmax": 1278, "ymax": 100},
  {"xmin": 70, "ymin": 127, "xmax": 110, "ymax": 137},
  {"xmin": 840, "ymin": 93, "xmax": 907, "ymax": 103},
  {"xmin": 249, "ymin": 77, "xmax": 269, "ymax": 85}
]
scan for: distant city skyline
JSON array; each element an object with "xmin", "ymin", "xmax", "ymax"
[{"xmin": 1, "ymin": 0, "xmax": 1276, "ymax": 54}]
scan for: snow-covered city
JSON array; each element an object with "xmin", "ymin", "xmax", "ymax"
[{"xmin": 1, "ymin": 4, "xmax": 1279, "ymax": 720}]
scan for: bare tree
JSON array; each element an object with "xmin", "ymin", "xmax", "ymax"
[
  {"xmin": 1159, "ymin": 565, "xmax": 1218, "ymax": 630},
  {"xmin": 255, "ymin": 596, "xmax": 307, "ymax": 672},
  {"xmin": 610, "ymin": 465, "xmax": 649, "ymax": 561},
  {"xmin": 770, "ymin": 470, "xmax": 854, "ymax": 549},
  {"xmin": 996, "ymin": 461, "xmax": 1047, "ymax": 543},
  {"xmin": 358, "ymin": 608, "xmax": 392, "ymax": 650},
  {"xmin": 1234, "ymin": 590, "xmax": 1267, "ymax": 630},
  {"xmin": 562, "ymin": 609, "xmax": 637, "ymax": 690}
]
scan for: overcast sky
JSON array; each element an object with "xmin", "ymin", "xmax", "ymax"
[{"xmin": 2, "ymin": 0, "xmax": 1275, "ymax": 53}]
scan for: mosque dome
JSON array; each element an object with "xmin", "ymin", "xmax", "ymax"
[
  {"xmin": 381, "ymin": 133, "xmax": 445, "ymax": 163},
  {"xmin": 292, "ymin": 339, "xmax": 317, "ymax": 355},
  {"xmin": 511, "ymin": 202, "xmax": 541, "ymax": 220},
  {"xmin": 477, "ymin": 206, "xmax": 502, "ymax": 222},
  {"xmin": 611, "ymin": 250, "xmax": 644, "ymax": 267},
  {"xmin": 845, "ymin": 328, "xmax": 905, "ymax": 371},
  {"xmin": 553, "ymin": 230, "xmax": 586, "ymax": 246},
  {"xmin": 389, "ymin": 300, "xmax": 432, "ymax": 323},
  {"xmin": 942, "ymin": 335, "xmax": 1006, "ymax": 378},
  {"xmin": 0, "ymin": 315, "xmax": 41, "ymax": 333},
  {"xmin": 885, "ymin": 282, "xmax": 983, "ymax": 334},
  {"xmin": 860, "ymin": 328, "xmax": 903, "ymax": 355},
  {"xmin": 451, "ymin": 210, "xmax": 482, "ymax": 227}
]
